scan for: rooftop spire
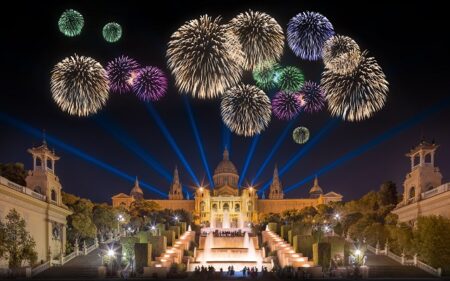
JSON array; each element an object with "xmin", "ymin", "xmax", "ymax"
[
  {"xmin": 42, "ymin": 129, "xmax": 47, "ymax": 146},
  {"xmin": 314, "ymin": 175, "xmax": 318, "ymax": 186},
  {"xmin": 173, "ymin": 165, "xmax": 180, "ymax": 184},
  {"xmin": 134, "ymin": 176, "xmax": 139, "ymax": 186},
  {"xmin": 273, "ymin": 164, "xmax": 279, "ymax": 181},
  {"xmin": 223, "ymin": 148, "xmax": 229, "ymax": 160}
]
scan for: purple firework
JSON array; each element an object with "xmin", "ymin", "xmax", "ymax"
[
  {"xmin": 272, "ymin": 91, "xmax": 302, "ymax": 121},
  {"xmin": 106, "ymin": 56, "xmax": 140, "ymax": 94},
  {"xmin": 287, "ymin": 11, "xmax": 334, "ymax": 61},
  {"xmin": 133, "ymin": 66, "xmax": 168, "ymax": 101},
  {"xmin": 299, "ymin": 81, "xmax": 325, "ymax": 113}
]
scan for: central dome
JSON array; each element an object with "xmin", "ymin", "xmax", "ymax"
[
  {"xmin": 213, "ymin": 148, "xmax": 239, "ymax": 189},
  {"xmin": 214, "ymin": 148, "xmax": 238, "ymax": 175}
]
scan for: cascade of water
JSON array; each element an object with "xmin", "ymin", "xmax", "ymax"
[
  {"xmin": 188, "ymin": 225, "xmax": 192, "ymax": 231},
  {"xmin": 248, "ymin": 237, "xmax": 256, "ymax": 260},
  {"xmin": 203, "ymin": 232, "xmax": 214, "ymax": 262},
  {"xmin": 239, "ymin": 212, "xmax": 244, "ymax": 229},
  {"xmin": 223, "ymin": 210, "xmax": 230, "ymax": 229},
  {"xmin": 265, "ymin": 224, "xmax": 269, "ymax": 231},
  {"xmin": 243, "ymin": 232, "xmax": 249, "ymax": 248}
]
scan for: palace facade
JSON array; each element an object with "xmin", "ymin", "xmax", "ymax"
[
  {"xmin": 392, "ymin": 140, "xmax": 450, "ymax": 224},
  {"xmin": 112, "ymin": 149, "xmax": 343, "ymax": 225},
  {"xmin": 0, "ymin": 141, "xmax": 72, "ymax": 268}
]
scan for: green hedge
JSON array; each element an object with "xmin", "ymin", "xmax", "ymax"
[
  {"xmin": 313, "ymin": 242, "xmax": 331, "ymax": 269},
  {"xmin": 293, "ymin": 235, "xmax": 314, "ymax": 258}
]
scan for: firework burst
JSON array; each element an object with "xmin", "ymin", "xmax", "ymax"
[
  {"xmin": 103, "ymin": 22, "xmax": 122, "ymax": 43},
  {"xmin": 167, "ymin": 15, "xmax": 244, "ymax": 99},
  {"xmin": 51, "ymin": 54, "xmax": 109, "ymax": 117},
  {"xmin": 323, "ymin": 35, "xmax": 361, "ymax": 75},
  {"xmin": 299, "ymin": 81, "xmax": 325, "ymax": 113},
  {"xmin": 133, "ymin": 66, "xmax": 168, "ymax": 102},
  {"xmin": 106, "ymin": 56, "xmax": 140, "ymax": 94},
  {"xmin": 58, "ymin": 9, "xmax": 84, "ymax": 37},
  {"xmin": 252, "ymin": 61, "xmax": 283, "ymax": 91},
  {"xmin": 321, "ymin": 52, "xmax": 389, "ymax": 122},
  {"xmin": 229, "ymin": 10, "xmax": 284, "ymax": 70},
  {"xmin": 287, "ymin": 11, "xmax": 334, "ymax": 61},
  {"xmin": 221, "ymin": 84, "xmax": 271, "ymax": 137},
  {"xmin": 272, "ymin": 91, "xmax": 302, "ymax": 121},
  {"xmin": 279, "ymin": 66, "xmax": 305, "ymax": 92},
  {"xmin": 292, "ymin": 126, "xmax": 310, "ymax": 144}
]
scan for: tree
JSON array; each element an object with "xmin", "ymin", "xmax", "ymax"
[
  {"xmin": 414, "ymin": 216, "xmax": 450, "ymax": 270},
  {"xmin": 93, "ymin": 203, "xmax": 118, "ymax": 237},
  {"xmin": 63, "ymin": 193, "xmax": 97, "ymax": 242},
  {"xmin": 0, "ymin": 209, "xmax": 37, "ymax": 268},
  {"xmin": 378, "ymin": 181, "xmax": 398, "ymax": 207},
  {"xmin": 0, "ymin": 163, "xmax": 27, "ymax": 186}
]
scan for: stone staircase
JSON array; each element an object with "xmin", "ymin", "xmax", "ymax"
[
  {"xmin": 365, "ymin": 252, "xmax": 436, "ymax": 278},
  {"xmin": 34, "ymin": 249, "xmax": 101, "ymax": 279}
]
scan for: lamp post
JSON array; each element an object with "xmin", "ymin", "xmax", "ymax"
[{"xmin": 117, "ymin": 214, "xmax": 125, "ymax": 234}]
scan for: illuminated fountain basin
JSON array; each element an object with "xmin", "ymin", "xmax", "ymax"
[{"xmin": 190, "ymin": 230, "xmax": 272, "ymax": 271}]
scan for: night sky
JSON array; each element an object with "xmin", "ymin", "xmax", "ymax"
[{"xmin": 1, "ymin": 1, "xmax": 449, "ymax": 203}]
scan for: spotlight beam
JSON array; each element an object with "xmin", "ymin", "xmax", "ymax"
[
  {"xmin": 239, "ymin": 135, "xmax": 260, "ymax": 187},
  {"xmin": 284, "ymin": 97, "xmax": 450, "ymax": 193},
  {"xmin": 183, "ymin": 97, "xmax": 213, "ymax": 187},
  {"xmin": 252, "ymin": 119, "xmax": 296, "ymax": 184},
  {"xmin": 145, "ymin": 103, "xmax": 200, "ymax": 187},
  {"xmin": 0, "ymin": 112, "xmax": 167, "ymax": 198},
  {"xmin": 258, "ymin": 118, "xmax": 339, "ymax": 193},
  {"xmin": 95, "ymin": 115, "xmax": 172, "ymax": 182},
  {"xmin": 222, "ymin": 123, "xmax": 232, "ymax": 153}
]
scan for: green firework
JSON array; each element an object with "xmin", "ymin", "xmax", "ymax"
[
  {"xmin": 279, "ymin": 66, "xmax": 305, "ymax": 92},
  {"xmin": 252, "ymin": 62, "xmax": 282, "ymax": 91},
  {"xmin": 103, "ymin": 22, "xmax": 122, "ymax": 43},
  {"xmin": 58, "ymin": 9, "xmax": 84, "ymax": 37}
]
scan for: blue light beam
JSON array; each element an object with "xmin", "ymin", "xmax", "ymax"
[
  {"xmin": 183, "ymin": 97, "xmax": 214, "ymax": 187},
  {"xmin": 239, "ymin": 135, "xmax": 261, "ymax": 187},
  {"xmin": 259, "ymin": 118, "xmax": 339, "ymax": 193},
  {"xmin": 95, "ymin": 115, "xmax": 172, "ymax": 182},
  {"xmin": 284, "ymin": 97, "xmax": 450, "ymax": 193},
  {"xmin": 222, "ymin": 123, "xmax": 232, "ymax": 154},
  {"xmin": 252, "ymin": 120, "xmax": 296, "ymax": 185},
  {"xmin": 0, "ymin": 112, "xmax": 167, "ymax": 198},
  {"xmin": 145, "ymin": 103, "xmax": 200, "ymax": 186}
]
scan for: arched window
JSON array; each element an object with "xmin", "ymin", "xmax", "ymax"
[
  {"xmin": 409, "ymin": 187, "xmax": 415, "ymax": 199},
  {"xmin": 212, "ymin": 204, "xmax": 218, "ymax": 211},
  {"xmin": 413, "ymin": 155, "xmax": 420, "ymax": 166},
  {"xmin": 200, "ymin": 201, "xmax": 205, "ymax": 212},
  {"xmin": 235, "ymin": 204, "xmax": 240, "ymax": 212},
  {"xmin": 248, "ymin": 201, "xmax": 253, "ymax": 212},
  {"xmin": 36, "ymin": 157, "xmax": 42, "ymax": 167},
  {"xmin": 223, "ymin": 203, "xmax": 229, "ymax": 211},
  {"xmin": 425, "ymin": 153, "xmax": 432, "ymax": 164},
  {"xmin": 51, "ymin": 190, "xmax": 57, "ymax": 202},
  {"xmin": 47, "ymin": 159, "xmax": 52, "ymax": 170}
]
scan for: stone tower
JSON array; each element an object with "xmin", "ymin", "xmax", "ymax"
[
  {"xmin": 309, "ymin": 176, "xmax": 323, "ymax": 199},
  {"xmin": 169, "ymin": 166, "xmax": 183, "ymax": 200},
  {"xmin": 403, "ymin": 140, "xmax": 442, "ymax": 205},
  {"xmin": 25, "ymin": 138, "xmax": 64, "ymax": 206},
  {"xmin": 268, "ymin": 165, "xmax": 284, "ymax": 199}
]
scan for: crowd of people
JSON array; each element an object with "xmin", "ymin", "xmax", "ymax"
[
  {"xmin": 201, "ymin": 229, "xmax": 246, "ymax": 237},
  {"xmin": 193, "ymin": 265, "xmax": 269, "ymax": 277}
]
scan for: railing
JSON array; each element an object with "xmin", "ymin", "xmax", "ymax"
[
  {"xmin": 0, "ymin": 176, "xmax": 47, "ymax": 201},
  {"xmin": 421, "ymin": 183, "xmax": 450, "ymax": 200},
  {"xmin": 386, "ymin": 251, "xmax": 403, "ymax": 264},
  {"xmin": 31, "ymin": 261, "xmax": 50, "ymax": 277},
  {"xmin": 417, "ymin": 260, "xmax": 441, "ymax": 276},
  {"xmin": 62, "ymin": 251, "xmax": 77, "ymax": 264}
]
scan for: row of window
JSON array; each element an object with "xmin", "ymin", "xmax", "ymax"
[{"xmin": 199, "ymin": 201, "xmax": 253, "ymax": 212}]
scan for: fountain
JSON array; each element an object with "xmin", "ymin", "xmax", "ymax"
[
  {"xmin": 239, "ymin": 212, "xmax": 245, "ymax": 229},
  {"xmin": 203, "ymin": 232, "xmax": 214, "ymax": 263},
  {"xmin": 243, "ymin": 232, "xmax": 250, "ymax": 248},
  {"xmin": 188, "ymin": 225, "xmax": 192, "ymax": 231},
  {"xmin": 248, "ymin": 236, "xmax": 256, "ymax": 260},
  {"xmin": 223, "ymin": 210, "xmax": 230, "ymax": 229},
  {"xmin": 265, "ymin": 224, "xmax": 269, "ymax": 231}
]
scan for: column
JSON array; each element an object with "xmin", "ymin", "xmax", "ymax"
[{"xmin": 61, "ymin": 224, "xmax": 67, "ymax": 255}]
